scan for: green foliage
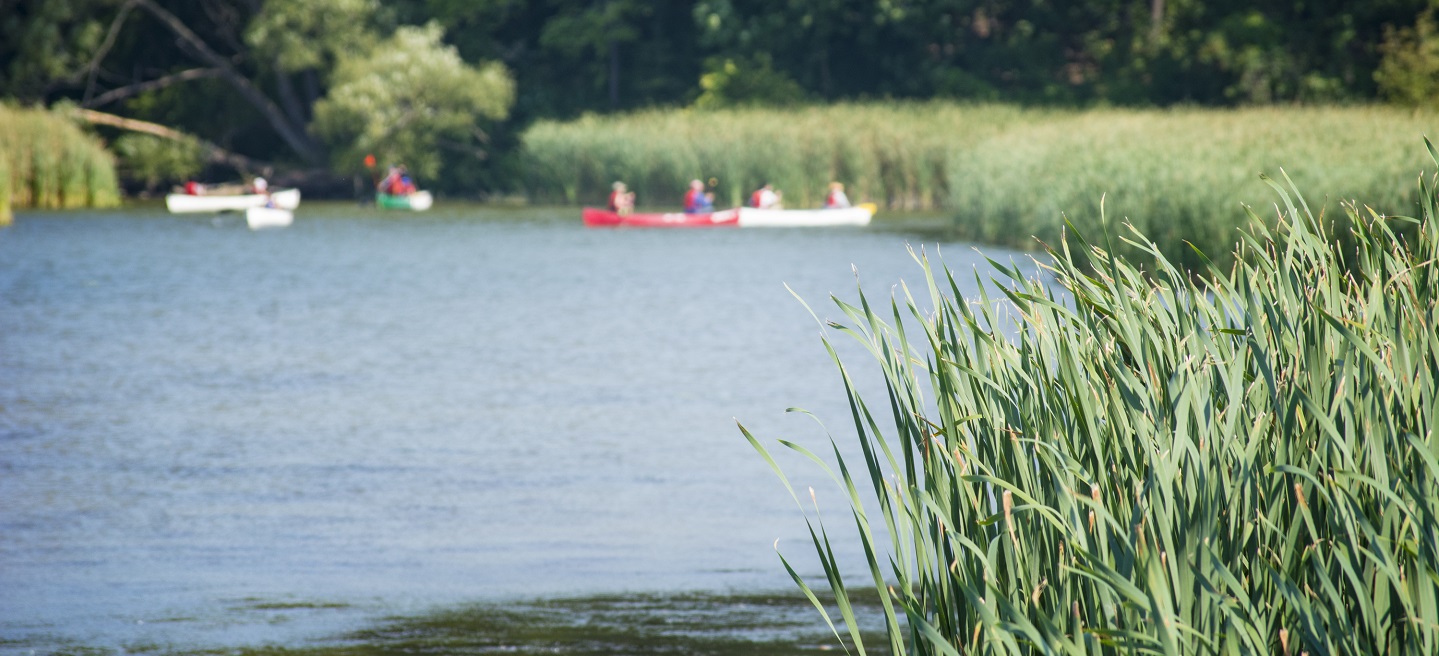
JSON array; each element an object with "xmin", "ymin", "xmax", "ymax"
[
  {"xmin": 0, "ymin": 0, "xmax": 110, "ymax": 102},
  {"xmin": 1377, "ymin": 9, "xmax": 1439, "ymax": 108},
  {"xmin": 112, "ymin": 134, "xmax": 203, "ymax": 190},
  {"xmin": 245, "ymin": 0, "xmax": 380, "ymax": 75},
  {"xmin": 747, "ymin": 145, "xmax": 1439, "ymax": 654},
  {"xmin": 0, "ymin": 103, "xmax": 119, "ymax": 213},
  {"xmin": 311, "ymin": 22, "xmax": 515, "ymax": 181},
  {"xmin": 694, "ymin": 55, "xmax": 807, "ymax": 109},
  {"xmin": 537, "ymin": 0, "xmax": 646, "ymax": 57}
]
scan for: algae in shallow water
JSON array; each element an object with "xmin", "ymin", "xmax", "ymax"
[{"xmin": 146, "ymin": 592, "xmax": 892, "ymax": 656}]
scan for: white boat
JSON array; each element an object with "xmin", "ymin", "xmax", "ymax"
[
  {"xmin": 736, "ymin": 203, "xmax": 875, "ymax": 228},
  {"xmin": 245, "ymin": 206, "xmax": 293, "ymax": 230},
  {"xmin": 166, "ymin": 188, "xmax": 302, "ymax": 213}
]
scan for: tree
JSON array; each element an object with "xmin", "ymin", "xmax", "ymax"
[
  {"xmin": 1376, "ymin": 8, "xmax": 1439, "ymax": 108},
  {"xmin": 11, "ymin": 0, "xmax": 515, "ymax": 188},
  {"xmin": 693, "ymin": 54, "xmax": 806, "ymax": 108},
  {"xmin": 311, "ymin": 22, "xmax": 515, "ymax": 180}
]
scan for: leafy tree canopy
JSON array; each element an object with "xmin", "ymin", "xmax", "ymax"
[
  {"xmin": 312, "ymin": 22, "xmax": 515, "ymax": 180},
  {"xmin": 245, "ymin": 0, "xmax": 382, "ymax": 76}
]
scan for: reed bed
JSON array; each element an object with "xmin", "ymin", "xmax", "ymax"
[
  {"xmin": 524, "ymin": 103, "xmax": 1433, "ymax": 272},
  {"xmin": 745, "ymin": 146, "xmax": 1439, "ymax": 654},
  {"xmin": 948, "ymin": 106, "xmax": 1439, "ymax": 271},
  {"xmin": 0, "ymin": 104, "xmax": 121, "ymax": 224},
  {"xmin": 521, "ymin": 102, "xmax": 1039, "ymax": 210}
]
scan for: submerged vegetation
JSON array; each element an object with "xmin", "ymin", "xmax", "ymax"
[
  {"xmin": 746, "ymin": 145, "xmax": 1439, "ymax": 654},
  {"xmin": 21, "ymin": 592, "xmax": 889, "ymax": 656},
  {"xmin": 0, "ymin": 104, "xmax": 120, "ymax": 224}
]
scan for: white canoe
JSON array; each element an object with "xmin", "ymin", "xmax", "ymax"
[
  {"xmin": 245, "ymin": 206, "xmax": 293, "ymax": 230},
  {"xmin": 737, "ymin": 203, "xmax": 874, "ymax": 228},
  {"xmin": 167, "ymin": 188, "xmax": 302, "ymax": 213}
]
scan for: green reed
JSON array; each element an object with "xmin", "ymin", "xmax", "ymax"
[
  {"xmin": 0, "ymin": 104, "xmax": 121, "ymax": 223},
  {"xmin": 520, "ymin": 102, "xmax": 1036, "ymax": 210},
  {"xmin": 744, "ymin": 142, "xmax": 1439, "ymax": 654},
  {"xmin": 0, "ymin": 155, "xmax": 9, "ymax": 225},
  {"xmin": 948, "ymin": 106, "xmax": 1438, "ymax": 272}
]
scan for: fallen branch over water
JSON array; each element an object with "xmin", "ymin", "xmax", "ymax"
[{"xmin": 74, "ymin": 108, "xmax": 270, "ymax": 175}]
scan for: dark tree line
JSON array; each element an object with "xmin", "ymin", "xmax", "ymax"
[{"xmin": 1, "ymin": 0, "xmax": 1434, "ymax": 193}]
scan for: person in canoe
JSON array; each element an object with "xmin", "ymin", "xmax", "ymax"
[
  {"xmin": 824, "ymin": 181, "xmax": 851, "ymax": 209},
  {"xmin": 749, "ymin": 183, "xmax": 782, "ymax": 209},
  {"xmin": 378, "ymin": 165, "xmax": 417, "ymax": 195},
  {"xmin": 608, "ymin": 181, "xmax": 635, "ymax": 215},
  {"xmin": 378, "ymin": 166, "xmax": 399, "ymax": 193},
  {"xmin": 683, "ymin": 179, "xmax": 714, "ymax": 214}
]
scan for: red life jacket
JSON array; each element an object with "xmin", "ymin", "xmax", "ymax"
[{"xmin": 750, "ymin": 189, "xmax": 763, "ymax": 207}]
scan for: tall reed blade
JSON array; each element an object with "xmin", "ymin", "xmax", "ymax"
[{"xmin": 749, "ymin": 143, "xmax": 1439, "ymax": 655}]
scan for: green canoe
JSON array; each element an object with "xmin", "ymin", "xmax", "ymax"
[{"xmin": 376, "ymin": 191, "xmax": 433, "ymax": 211}]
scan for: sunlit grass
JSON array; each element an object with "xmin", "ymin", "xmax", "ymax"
[
  {"xmin": 521, "ymin": 102, "xmax": 1040, "ymax": 211},
  {"xmin": 0, "ymin": 104, "xmax": 121, "ymax": 224},
  {"xmin": 747, "ymin": 143, "xmax": 1439, "ymax": 654},
  {"xmin": 949, "ymin": 105, "xmax": 1439, "ymax": 271},
  {"xmin": 522, "ymin": 103, "xmax": 1435, "ymax": 271}
]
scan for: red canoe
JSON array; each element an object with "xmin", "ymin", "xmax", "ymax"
[{"xmin": 582, "ymin": 207, "xmax": 740, "ymax": 228}]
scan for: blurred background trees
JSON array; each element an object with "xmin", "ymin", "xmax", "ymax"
[{"xmin": 1, "ymin": 0, "xmax": 1433, "ymax": 195}]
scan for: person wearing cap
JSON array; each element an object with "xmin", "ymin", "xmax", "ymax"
[
  {"xmin": 823, "ymin": 181, "xmax": 851, "ymax": 209},
  {"xmin": 750, "ymin": 183, "xmax": 782, "ymax": 209},
  {"xmin": 608, "ymin": 181, "xmax": 635, "ymax": 215},
  {"xmin": 683, "ymin": 179, "xmax": 714, "ymax": 214}
]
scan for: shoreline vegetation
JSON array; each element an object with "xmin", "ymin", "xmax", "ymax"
[
  {"xmin": 0, "ymin": 104, "xmax": 120, "ymax": 225},
  {"xmin": 522, "ymin": 102, "xmax": 1436, "ymax": 268},
  {"xmin": 745, "ymin": 145, "xmax": 1439, "ymax": 654}
]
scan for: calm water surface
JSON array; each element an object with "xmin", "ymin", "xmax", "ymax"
[{"xmin": 0, "ymin": 203, "xmax": 1027, "ymax": 652}]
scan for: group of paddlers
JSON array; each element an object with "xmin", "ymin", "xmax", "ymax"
[{"xmin": 605, "ymin": 179, "xmax": 853, "ymax": 215}]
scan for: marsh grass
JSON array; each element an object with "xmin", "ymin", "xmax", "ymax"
[
  {"xmin": 521, "ymin": 102, "xmax": 1036, "ymax": 211},
  {"xmin": 0, "ymin": 104, "xmax": 121, "ymax": 224},
  {"xmin": 746, "ymin": 143, "xmax": 1439, "ymax": 654},
  {"xmin": 949, "ymin": 106, "xmax": 1439, "ymax": 272},
  {"xmin": 523, "ymin": 103, "xmax": 1433, "ymax": 271}
]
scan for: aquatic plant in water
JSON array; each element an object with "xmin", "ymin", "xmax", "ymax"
[{"xmin": 745, "ymin": 142, "xmax": 1439, "ymax": 654}]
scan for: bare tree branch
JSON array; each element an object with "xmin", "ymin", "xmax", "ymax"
[
  {"xmin": 129, "ymin": 0, "xmax": 323, "ymax": 164},
  {"xmin": 82, "ymin": 0, "xmax": 140, "ymax": 104},
  {"xmin": 75, "ymin": 108, "xmax": 271, "ymax": 174},
  {"xmin": 83, "ymin": 67, "xmax": 223, "ymax": 108}
]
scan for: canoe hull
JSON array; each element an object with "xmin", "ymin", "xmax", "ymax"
[
  {"xmin": 736, "ymin": 204, "xmax": 875, "ymax": 227},
  {"xmin": 582, "ymin": 207, "xmax": 740, "ymax": 227},
  {"xmin": 245, "ymin": 206, "xmax": 293, "ymax": 230},
  {"xmin": 166, "ymin": 188, "xmax": 301, "ymax": 213},
  {"xmin": 377, "ymin": 191, "xmax": 433, "ymax": 211}
]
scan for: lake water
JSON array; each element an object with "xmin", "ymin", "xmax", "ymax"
[{"xmin": 0, "ymin": 204, "xmax": 1027, "ymax": 652}]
